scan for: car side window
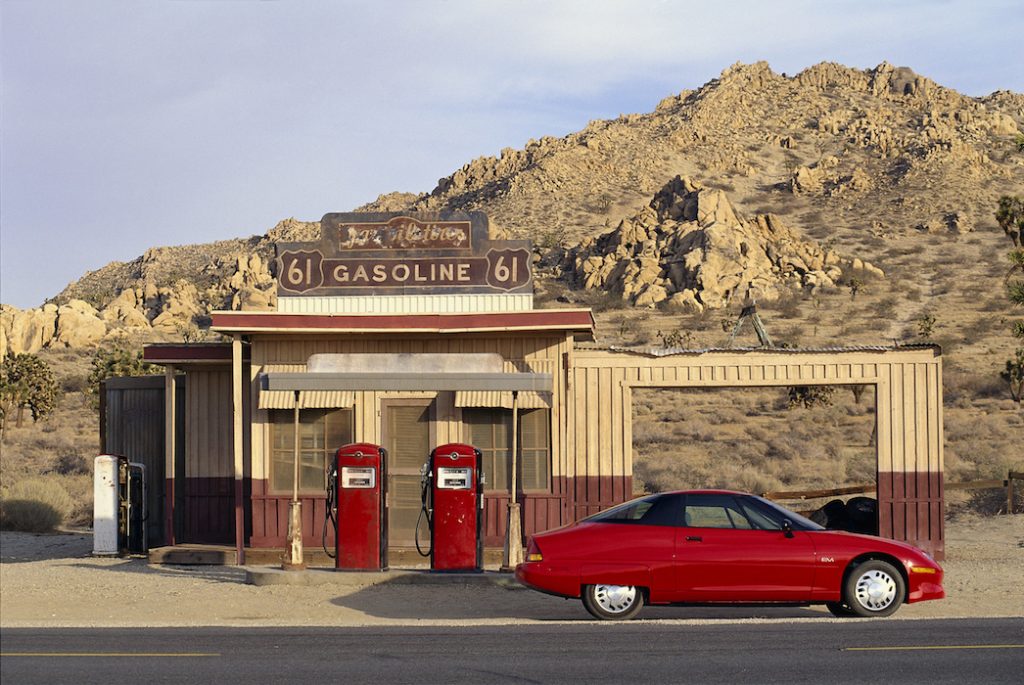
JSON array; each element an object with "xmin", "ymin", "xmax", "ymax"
[
  {"xmin": 587, "ymin": 494, "xmax": 682, "ymax": 526},
  {"xmin": 683, "ymin": 494, "xmax": 757, "ymax": 529},
  {"xmin": 738, "ymin": 499, "xmax": 783, "ymax": 530}
]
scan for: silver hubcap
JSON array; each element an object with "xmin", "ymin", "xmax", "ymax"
[
  {"xmin": 854, "ymin": 569, "xmax": 897, "ymax": 611},
  {"xmin": 593, "ymin": 584, "xmax": 637, "ymax": 614}
]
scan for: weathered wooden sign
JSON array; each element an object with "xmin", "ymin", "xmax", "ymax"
[{"xmin": 275, "ymin": 212, "xmax": 532, "ymax": 296}]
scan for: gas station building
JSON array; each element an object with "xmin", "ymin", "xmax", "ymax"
[{"xmin": 103, "ymin": 211, "xmax": 947, "ymax": 562}]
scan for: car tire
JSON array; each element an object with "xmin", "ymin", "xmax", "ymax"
[
  {"xmin": 825, "ymin": 601, "xmax": 858, "ymax": 617},
  {"xmin": 842, "ymin": 560, "xmax": 905, "ymax": 617},
  {"xmin": 581, "ymin": 584, "xmax": 644, "ymax": 620}
]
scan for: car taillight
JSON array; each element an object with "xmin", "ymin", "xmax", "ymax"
[{"xmin": 526, "ymin": 538, "xmax": 543, "ymax": 562}]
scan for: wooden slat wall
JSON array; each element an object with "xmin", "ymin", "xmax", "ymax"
[
  {"xmin": 569, "ymin": 348, "xmax": 945, "ymax": 558},
  {"xmin": 185, "ymin": 369, "xmax": 234, "ymax": 479},
  {"xmin": 182, "ymin": 368, "xmax": 234, "ymax": 544},
  {"xmin": 247, "ymin": 333, "xmax": 566, "ymax": 544}
]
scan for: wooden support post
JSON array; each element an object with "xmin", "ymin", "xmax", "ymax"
[
  {"xmin": 164, "ymin": 365, "xmax": 176, "ymax": 547},
  {"xmin": 232, "ymin": 335, "xmax": 245, "ymax": 566},
  {"xmin": 502, "ymin": 391, "xmax": 523, "ymax": 572},
  {"xmin": 282, "ymin": 392, "xmax": 305, "ymax": 570}
]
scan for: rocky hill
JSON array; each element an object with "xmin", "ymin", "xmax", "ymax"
[
  {"xmin": 559, "ymin": 175, "xmax": 884, "ymax": 310},
  {"xmin": 2, "ymin": 61, "xmax": 1022, "ymax": 361}
]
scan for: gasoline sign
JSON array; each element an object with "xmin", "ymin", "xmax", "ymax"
[{"xmin": 275, "ymin": 212, "xmax": 532, "ymax": 297}]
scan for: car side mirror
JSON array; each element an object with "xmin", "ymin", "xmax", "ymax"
[{"xmin": 782, "ymin": 519, "xmax": 794, "ymax": 538}]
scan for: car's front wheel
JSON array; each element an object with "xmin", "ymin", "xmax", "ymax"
[
  {"xmin": 842, "ymin": 560, "xmax": 905, "ymax": 617},
  {"xmin": 582, "ymin": 584, "xmax": 644, "ymax": 620}
]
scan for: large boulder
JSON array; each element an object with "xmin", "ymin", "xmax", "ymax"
[
  {"xmin": 2, "ymin": 304, "xmax": 58, "ymax": 355},
  {"xmin": 562, "ymin": 176, "xmax": 882, "ymax": 309},
  {"xmin": 561, "ymin": 176, "xmax": 880, "ymax": 307},
  {"xmin": 151, "ymin": 281, "xmax": 203, "ymax": 332},
  {"xmin": 101, "ymin": 288, "xmax": 151, "ymax": 328},
  {"xmin": 54, "ymin": 300, "xmax": 107, "ymax": 348}
]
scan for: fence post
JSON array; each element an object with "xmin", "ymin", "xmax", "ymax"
[{"xmin": 1009, "ymin": 471, "xmax": 1015, "ymax": 515}]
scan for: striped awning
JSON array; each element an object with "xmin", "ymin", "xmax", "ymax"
[
  {"xmin": 259, "ymin": 390, "xmax": 355, "ymax": 410},
  {"xmin": 454, "ymin": 390, "xmax": 551, "ymax": 409}
]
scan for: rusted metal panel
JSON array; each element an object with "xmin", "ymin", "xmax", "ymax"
[{"xmin": 102, "ymin": 375, "xmax": 178, "ymax": 547}]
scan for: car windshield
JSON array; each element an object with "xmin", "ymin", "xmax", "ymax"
[{"xmin": 751, "ymin": 496, "xmax": 826, "ymax": 531}]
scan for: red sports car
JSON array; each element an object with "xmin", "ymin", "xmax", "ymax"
[{"xmin": 515, "ymin": 490, "xmax": 944, "ymax": 620}]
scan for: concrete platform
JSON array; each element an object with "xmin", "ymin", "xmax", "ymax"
[
  {"xmin": 246, "ymin": 566, "xmax": 524, "ymax": 588},
  {"xmin": 150, "ymin": 545, "xmax": 507, "ymax": 568}
]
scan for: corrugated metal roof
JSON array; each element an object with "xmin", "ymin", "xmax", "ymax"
[
  {"xmin": 300, "ymin": 390, "xmax": 356, "ymax": 408},
  {"xmin": 454, "ymin": 390, "xmax": 552, "ymax": 409},
  {"xmin": 580, "ymin": 343, "xmax": 940, "ymax": 357},
  {"xmin": 259, "ymin": 390, "xmax": 296, "ymax": 409},
  {"xmin": 258, "ymin": 389, "xmax": 356, "ymax": 409}
]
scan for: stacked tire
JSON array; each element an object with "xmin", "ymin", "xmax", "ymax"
[{"xmin": 810, "ymin": 497, "xmax": 877, "ymax": 535}]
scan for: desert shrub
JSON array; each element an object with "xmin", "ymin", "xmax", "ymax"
[
  {"xmin": 632, "ymin": 420, "xmax": 674, "ymax": 446},
  {"xmin": 944, "ymin": 367, "xmax": 1007, "ymax": 405},
  {"xmin": 0, "ymin": 478, "xmax": 75, "ymax": 533},
  {"xmin": 61, "ymin": 374, "xmax": 89, "ymax": 394},
  {"xmin": 787, "ymin": 385, "xmax": 836, "ymax": 408},
  {"xmin": 966, "ymin": 487, "xmax": 1023, "ymax": 516},
  {"xmin": 53, "ymin": 450, "xmax": 90, "ymax": 476}
]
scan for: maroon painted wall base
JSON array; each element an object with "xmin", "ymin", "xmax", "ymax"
[
  {"xmin": 878, "ymin": 471, "xmax": 944, "ymax": 560},
  {"xmin": 169, "ymin": 472, "xmax": 943, "ymax": 561}
]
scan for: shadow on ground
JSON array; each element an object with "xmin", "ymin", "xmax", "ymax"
[
  {"xmin": 62, "ymin": 559, "xmax": 248, "ymax": 584},
  {"xmin": 0, "ymin": 531, "xmax": 93, "ymax": 563},
  {"xmin": 330, "ymin": 581, "xmax": 826, "ymax": 622}
]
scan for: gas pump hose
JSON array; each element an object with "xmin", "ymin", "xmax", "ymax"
[
  {"xmin": 414, "ymin": 499, "xmax": 432, "ymax": 557},
  {"xmin": 322, "ymin": 476, "xmax": 337, "ymax": 559}
]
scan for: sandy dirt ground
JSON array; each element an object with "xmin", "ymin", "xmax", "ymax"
[{"xmin": 1, "ymin": 515, "xmax": 1021, "ymax": 628}]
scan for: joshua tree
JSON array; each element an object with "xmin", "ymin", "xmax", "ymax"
[{"xmin": 0, "ymin": 352, "xmax": 59, "ymax": 437}]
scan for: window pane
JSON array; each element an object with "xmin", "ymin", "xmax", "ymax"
[
  {"xmin": 486, "ymin": 450, "xmax": 508, "ymax": 491},
  {"xmin": 270, "ymin": 408, "xmax": 352, "ymax": 493},
  {"xmin": 464, "ymin": 408, "xmax": 549, "ymax": 492},
  {"xmin": 518, "ymin": 410, "xmax": 549, "ymax": 490},
  {"xmin": 325, "ymin": 409, "xmax": 353, "ymax": 450}
]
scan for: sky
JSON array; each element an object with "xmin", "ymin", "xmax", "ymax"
[{"xmin": 2, "ymin": 0, "xmax": 1022, "ymax": 309}]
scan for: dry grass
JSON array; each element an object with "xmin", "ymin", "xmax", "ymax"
[
  {"xmin": 0, "ymin": 477, "xmax": 75, "ymax": 532},
  {"xmin": 0, "ymin": 348, "xmax": 98, "ymax": 528},
  {"xmin": 631, "ymin": 386, "xmax": 877, "ymax": 496}
]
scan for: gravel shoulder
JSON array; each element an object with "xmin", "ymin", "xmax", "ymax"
[{"xmin": 1, "ymin": 515, "xmax": 1021, "ymax": 628}]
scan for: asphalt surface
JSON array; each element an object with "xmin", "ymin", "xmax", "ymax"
[{"xmin": 2, "ymin": 618, "xmax": 1022, "ymax": 684}]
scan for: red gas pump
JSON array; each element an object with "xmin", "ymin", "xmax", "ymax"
[
  {"xmin": 418, "ymin": 443, "xmax": 484, "ymax": 572},
  {"xmin": 329, "ymin": 443, "xmax": 388, "ymax": 571}
]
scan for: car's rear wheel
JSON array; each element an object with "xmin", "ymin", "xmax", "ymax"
[
  {"xmin": 842, "ymin": 560, "xmax": 905, "ymax": 617},
  {"xmin": 581, "ymin": 584, "xmax": 644, "ymax": 620}
]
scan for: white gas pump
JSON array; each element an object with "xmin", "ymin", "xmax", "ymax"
[
  {"xmin": 93, "ymin": 455, "xmax": 119, "ymax": 556},
  {"xmin": 92, "ymin": 454, "xmax": 148, "ymax": 556}
]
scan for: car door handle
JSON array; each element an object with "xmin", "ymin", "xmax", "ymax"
[{"xmin": 685, "ymin": 535, "xmax": 702, "ymax": 542}]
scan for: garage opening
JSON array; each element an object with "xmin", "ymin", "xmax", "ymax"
[{"xmin": 631, "ymin": 384, "xmax": 878, "ymax": 533}]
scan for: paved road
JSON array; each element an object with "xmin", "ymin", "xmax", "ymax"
[{"xmin": 2, "ymin": 618, "xmax": 1022, "ymax": 684}]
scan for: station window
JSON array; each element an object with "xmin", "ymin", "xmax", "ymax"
[
  {"xmin": 463, "ymin": 408, "xmax": 550, "ymax": 492},
  {"xmin": 269, "ymin": 409, "xmax": 353, "ymax": 494}
]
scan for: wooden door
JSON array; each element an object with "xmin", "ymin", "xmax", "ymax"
[{"xmin": 382, "ymin": 400, "xmax": 434, "ymax": 547}]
